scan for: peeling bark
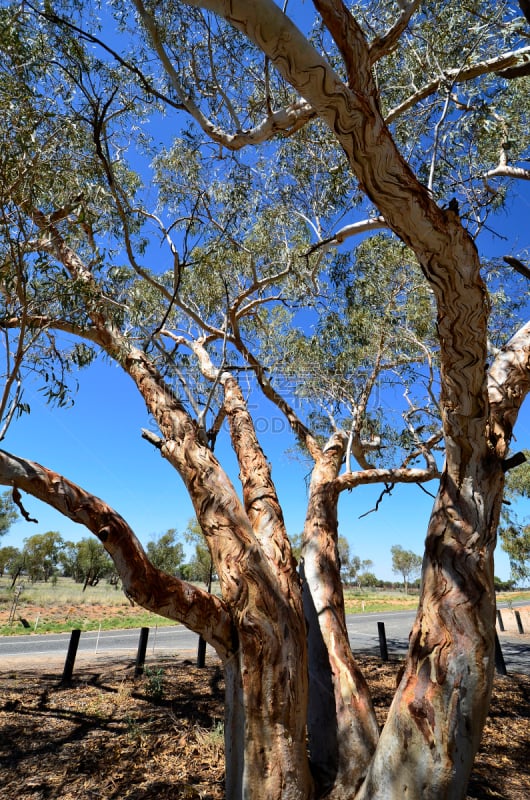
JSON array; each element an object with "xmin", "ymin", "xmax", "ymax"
[
  {"xmin": 127, "ymin": 361, "xmax": 313, "ymax": 799},
  {"xmin": 356, "ymin": 462, "xmax": 503, "ymax": 800},
  {"xmin": 489, "ymin": 320, "xmax": 530, "ymax": 456},
  {"xmin": 0, "ymin": 448, "xmax": 234, "ymax": 658},
  {"xmin": 222, "ymin": 375, "xmax": 299, "ymax": 595},
  {"xmin": 20, "ymin": 209, "xmax": 314, "ymax": 798},
  {"xmin": 0, "ymin": 443, "xmax": 312, "ymax": 799},
  {"xmin": 6, "ymin": 3, "xmax": 530, "ymax": 798},
  {"xmin": 302, "ymin": 433, "xmax": 379, "ymax": 797},
  {"xmin": 172, "ymin": 6, "xmax": 527, "ymax": 797}
]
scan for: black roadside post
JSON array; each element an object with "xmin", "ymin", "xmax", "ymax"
[
  {"xmin": 197, "ymin": 636, "xmax": 207, "ymax": 668},
  {"xmin": 494, "ymin": 632, "xmax": 508, "ymax": 676},
  {"xmin": 514, "ymin": 610, "xmax": 525, "ymax": 634},
  {"xmin": 496, "ymin": 609, "xmax": 505, "ymax": 632},
  {"xmin": 135, "ymin": 627, "xmax": 150, "ymax": 677},
  {"xmin": 61, "ymin": 629, "xmax": 81, "ymax": 683},
  {"xmin": 197, "ymin": 562, "xmax": 214, "ymax": 668},
  {"xmin": 377, "ymin": 621, "xmax": 389, "ymax": 662}
]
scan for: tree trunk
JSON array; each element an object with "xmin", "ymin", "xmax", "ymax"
[
  {"xmin": 302, "ymin": 434, "xmax": 379, "ymax": 798},
  {"xmin": 226, "ymin": 624, "xmax": 313, "ymax": 800},
  {"xmin": 0, "ymin": 446, "xmax": 313, "ymax": 799},
  {"xmin": 356, "ymin": 460, "xmax": 503, "ymax": 800},
  {"xmin": 222, "ymin": 610, "xmax": 313, "ymax": 799},
  {"xmin": 218, "ymin": 375, "xmax": 314, "ymax": 798}
]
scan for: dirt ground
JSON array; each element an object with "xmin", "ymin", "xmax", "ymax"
[{"xmin": 0, "ymin": 653, "xmax": 529, "ymax": 800}]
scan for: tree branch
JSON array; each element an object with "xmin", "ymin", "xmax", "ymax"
[
  {"xmin": 335, "ymin": 463, "xmax": 440, "ymax": 493},
  {"xmin": 0, "ymin": 447, "xmax": 234, "ymax": 658},
  {"xmin": 385, "ymin": 46, "xmax": 530, "ymax": 123},
  {"xmin": 369, "ymin": 1, "xmax": 421, "ymax": 64},
  {"xmin": 483, "ymin": 164, "xmax": 530, "ymax": 181},
  {"xmin": 132, "ymin": 0, "xmax": 315, "ymax": 150},
  {"xmin": 313, "ymin": 0, "xmax": 375, "ymax": 92},
  {"xmin": 305, "ymin": 215, "xmax": 388, "ymax": 256},
  {"xmin": 1, "ymin": 314, "xmax": 103, "ymax": 344},
  {"xmin": 301, "ymin": 430, "xmax": 380, "ymax": 789},
  {"xmin": 222, "ymin": 375, "xmax": 299, "ymax": 589},
  {"xmin": 488, "ymin": 319, "xmax": 530, "ymax": 459},
  {"xmin": 503, "ymin": 256, "xmax": 530, "ymax": 280}
]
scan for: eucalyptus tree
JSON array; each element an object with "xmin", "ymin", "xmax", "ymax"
[
  {"xmin": 390, "ymin": 544, "xmax": 422, "ymax": 594},
  {"xmin": 22, "ymin": 531, "xmax": 64, "ymax": 583},
  {"xmin": 0, "ymin": 545, "xmax": 20, "ymax": 578},
  {"xmin": 146, "ymin": 528, "xmax": 185, "ymax": 577},
  {"xmin": 1, "ymin": 2, "xmax": 530, "ymax": 800},
  {"xmin": 0, "ymin": 489, "xmax": 17, "ymax": 535},
  {"xmin": 499, "ymin": 452, "xmax": 530, "ymax": 582},
  {"xmin": 61, "ymin": 536, "xmax": 115, "ymax": 588}
]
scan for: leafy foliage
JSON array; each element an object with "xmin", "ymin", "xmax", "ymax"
[
  {"xmin": 499, "ymin": 452, "xmax": 530, "ymax": 582},
  {"xmin": 390, "ymin": 544, "xmax": 422, "ymax": 593},
  {"xmin": 0, "ymin": 490, "xmax": 17, "ymax": 536},
  {"xmin": 0, "ymin": 0, "xmax": 527, "ymax": 450},
  {"xmin": 146, "ymin": 529, "xmax": 185, "ymax": 577},
  {"xmin": 22, "ymin": 531, "xmax": 64, "ymax": 583}
]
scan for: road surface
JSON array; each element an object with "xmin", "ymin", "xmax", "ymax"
[{"xmin": 1, "ymin": 608, "xmax": 528, "ymax": 674}]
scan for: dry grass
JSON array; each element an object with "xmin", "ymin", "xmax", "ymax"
[{"xmin": 0, "ymin": 654, "xmax": 529, "ymax": 799}]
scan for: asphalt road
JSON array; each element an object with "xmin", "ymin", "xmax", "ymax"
[{"xmin": 1, "ymin": 607, "xmax": 528, "ymax": 675}]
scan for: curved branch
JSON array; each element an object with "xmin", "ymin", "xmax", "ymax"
[
  {"xmin": 483, "ymin": 164, "xmax": 530, "ymax": 181},
  {"xmin": 335, "ymin": 464, "xmax": 440, "ymax": 493},
  {"xmin": 0, "ymin": 447, "xmax": 234, "ymax": 659},
  {"xmin": 369, "ymin": 1, "xmax": 421, "ymax": 64},
  {"xmin": 305, "ymin": 215, "xmax": 388, "ymax": 256},
  {"xmin": 385, "ymin": 46, "xmax": 530, "ymax": 124},
  {"xmin": 1, "ymin": 315, "xmax": 103, "ymax": 344},
  {"xmin": 132, "ymin": 0, "xmax": 315, "ymax": 150},
  {"xmin": 488, "ymin": 319, "xmax": 530, "ymax": 459},
  {"xmin": 313, "ymin": 0, "xmax": 375, "ymax": 91}
]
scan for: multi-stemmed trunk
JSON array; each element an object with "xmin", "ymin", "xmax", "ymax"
[
  {"xmin": 3, "ymin": 308, "xmax": 530, "ymax": 800},
  {"xmin": 5, "ymin": 209, "xmax": 526, "ymax": 800},
  {"xmin": 4, "ymin": 3, "xmax": 530, "ymax": 797}
]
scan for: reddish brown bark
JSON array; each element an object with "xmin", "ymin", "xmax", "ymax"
[
  {"xmin": 21, "ymin": 207, "xmax": 315, "ymax": 798},
  {"xmin": 124, "ymin": 362, "xmax": 313, "ymax": 799},
  {"xmin": 8, "ymin": 4, "xmax": 530, "ymax": 797},
  {"xmin": 223, "ymin": 375, "xmax": 300, "ymax": 596},
  {"xmin": 302, "ymin": 433, "xmax": 379, "ymax": 797},
  {"xmin": 357, "ymin": 461, "xmax": 503, "ymax": 800},
  {"xmin": 0, "ymin": 448, "xmax": 233, "ymax": 657}
]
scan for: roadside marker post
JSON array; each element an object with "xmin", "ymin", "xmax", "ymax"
[
  {"xmin": 377, "ymin": 621, "xmax": 389, "ymax": 662},
  {"xmin": 514, "ymin": 610, "xmax": 525, "ymax": 635},
  {"xmin": 61, "ymin": 629, "xmax": 81, "ymax": 683},
  {"xmin": 494, "ymin": 632, "xmax": 508, "ymax": 676},
  {"xmin": 135, "ymin": 627, "xmax": 150, "ymax": 677}
]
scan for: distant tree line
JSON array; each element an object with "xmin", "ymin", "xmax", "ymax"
[
  {"xmin": 0, "ymin": 490, "xmax": 522, "ymax": 593},
  {"xmin": 0, "ymin": 505, "xmax": 215, "ymax": 590}
]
